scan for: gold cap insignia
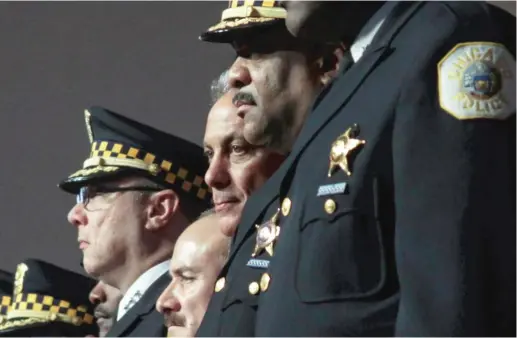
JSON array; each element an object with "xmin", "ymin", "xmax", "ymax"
[
  {"xmin": 13, "ymin": 263, "xmax": 29, "ymax": 296},
  {"xmin": 84, "ymin": 110, "xmax": 94, "ymax": 144}
]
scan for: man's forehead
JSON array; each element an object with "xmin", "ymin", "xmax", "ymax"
[
  {"xmin": 170, "ymin": 243, "xmax": 207, "ymax": 275},
  {"xmin": 170, "ymin": 216, "xmax": 222, "ymax": 271},
  {"xmin": 204, "ymin": 104, "xmax": 244, "ymax": 147},
  {"xmin": 209, "ymin": 96, "xmax": 239, "ymax": 122}
]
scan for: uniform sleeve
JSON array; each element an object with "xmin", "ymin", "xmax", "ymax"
[{"xmin": 392, "ymin": 4, "xmax": 516, "ymax": 336}]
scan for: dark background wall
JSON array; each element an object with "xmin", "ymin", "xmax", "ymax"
[{"xmin": 0, "ymin": 1, "xmax": 514, "ymax": 274}]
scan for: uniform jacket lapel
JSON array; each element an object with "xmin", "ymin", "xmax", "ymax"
[
  {"xmin": 106, "ymin": 273, "xmax": 170, "ymax": 337},
  {"xmin": 279, "ymin": 1, "xmax": 423, "ymax": 191}
]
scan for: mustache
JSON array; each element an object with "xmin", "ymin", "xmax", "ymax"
[
  {"xmin": 232, "ymin": 91, "xmax": 257, "ymax": 106},
  {"xmin": 94, "ymin": 304, "xmax": 115, "ymax": 319},
  {"xmin": 164, "ymin": 313, "xmax": 186, "ymax": 327},
  {"xmin": 212, "ymin": 190, "xmax": 240, "ymax": 205}
]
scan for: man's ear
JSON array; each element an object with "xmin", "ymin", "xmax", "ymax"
[
  {"xmin": 145, "ymin": 190, "xmax": 179, "ymax": 231},
  {"xmin": 315, "ymin": 44, "xmax": 346, "ymax": 86}
]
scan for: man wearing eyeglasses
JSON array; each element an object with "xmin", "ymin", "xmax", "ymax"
[{"xmin": 58, "ymin": 106, "xmax": 212, "ymax": 337}]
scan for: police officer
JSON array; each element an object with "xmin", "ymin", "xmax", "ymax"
[
  {"xmin": 0, "ymin": 270, "xmax": 12, "ymax": 326},
  {"xmin": 88, "ymin": 280, "xmax": 122, "ymax": 337},
  {"xmin": 59, "ymin": 106, "xmax": 212, "ymax": 336},
  {"xmin": 199, "ymin": 1, "xmax": 516, "ymax": 336},
  {"xmin": 0, "ymin": 259, "xmax": 98, "ymax": 337},
  {"xmin": 197, "ymin": 1, "xmax": 355, "ymax": 335}
]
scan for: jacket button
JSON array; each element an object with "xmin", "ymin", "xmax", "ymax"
[
  {"xmin": 214, "ymin": 277, "xmax": 226, "ymax": 292},
  {"xmin": 281, "ymin": 198, "xmax": 292, "ymax": 216},
  {"xmin": 260, "ymin": 273, "xmax": 271, "ymax": 292},
  {"xmin": 248, "ymin": 281, "xmax": 260, "ymax": 295},
  {"xmin": 324, "ymin": 199, "xmax": 336, "ymax": 214}
]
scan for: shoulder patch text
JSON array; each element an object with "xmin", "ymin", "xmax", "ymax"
[{"xmin": 438, "ymin": 42, "xmax": 515, "ymax": 120}]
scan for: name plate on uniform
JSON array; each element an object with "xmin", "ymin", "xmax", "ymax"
[
  {"xmin": 317, "ymin": 182, "xmax": 347, "ymax": 197},
  {"xmin": 246, "ymin": 258, "xmax": 270, "ymax": 269}
]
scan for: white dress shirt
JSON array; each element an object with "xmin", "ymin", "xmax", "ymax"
[
  {"xmin": 349, "ymin": 3, "xmax": 393, "ymax": 62},
  {"xmin": 116, "ymin": 260, "xmax": 170, "ymax": 321}
]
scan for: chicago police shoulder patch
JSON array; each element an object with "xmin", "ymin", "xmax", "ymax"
[{"xmin": 438, "ymin": 42, "xmax": 515, "ymax": 120}]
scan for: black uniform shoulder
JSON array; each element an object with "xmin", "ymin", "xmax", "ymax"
[{"xmin": 440, "ymin": 1, "xmax": 515, "ymax": 42}]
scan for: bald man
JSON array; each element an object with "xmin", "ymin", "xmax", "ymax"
[{"xmin": 156, "ymin": 210, "xmax": 230, "ymax": 337}]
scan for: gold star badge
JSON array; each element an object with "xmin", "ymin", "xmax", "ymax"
[
  {"xmin": 252, "ymin": 209, "xmax": 281, "ymax": 257},
  {"xmin": 328, "ymin": 124, "xmax": 366, "ymax": 177}
]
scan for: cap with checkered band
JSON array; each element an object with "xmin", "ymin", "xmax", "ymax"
[
  {"xmin": 0, "ymin": 270, "xmax": 12, "ymax": 325},
  {"xmin": 0, "ymin": 259, "xmax": 98, "ymax": 336},
  {"xmin": 58, "ymin": 106, "xmax": 212, "ymax": 215}
]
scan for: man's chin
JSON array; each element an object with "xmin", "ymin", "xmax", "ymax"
[
  {"xmin": 82, "ymin": 259, "xmax": 101, "ymax": 277},
  {"xmin": 97, "ymin": 319, "xmax": 112, "ymax": 337},
  {"xmin": 218, "ymin": 210, "xmax": 242, "ymax": 237},
  {"xmin": 242, "ymin": 115, "xmax": 270, "ymax": 148},
  {"xmin": 167, "ymin": 326, "xmax": 194, "ymax": 337}
]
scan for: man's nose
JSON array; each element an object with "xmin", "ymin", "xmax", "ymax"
[
  {"xmin": 204, "ymin": 155, "xmax": 231, "ymax": 190},
  {"xmin": 228, "ymin": 58, "xmax": 252, "ymax": 89},
  {"xmin": 68, "ymin": 203, "xmax": 88, "ymax": 228},
  {"xmin": 89, "ymin": 282, "xmax": 107, "ymax": 304},
  {"xmin": 156, "ymin": 285, "xmax": 181, "ymax": 314}
]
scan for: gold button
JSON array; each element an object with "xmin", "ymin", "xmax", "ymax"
[
  {"xmin": 49, "ymin": 312, "xmax": 58, "ymax": 321},
  {"xmin": 281, "ymin": 198, "xmax": 292, "ymax": 216},
  {"xmin": 214, "ymin": 277, "xmax": 226, "ymax": 292},
  {"xmin": 248, "ymin": 281, "xmax": 259, "ymax": 295},
  {"xmin": 260, "ymin": 273, "xmax": 270, "ymax": 292},
  {"xmin": 324, "ymin": 199, "xmax": 336, "ymax": 214},
  {"xmin": 72, "ymin": 317, "xmax": 82, "ymax": 326}
]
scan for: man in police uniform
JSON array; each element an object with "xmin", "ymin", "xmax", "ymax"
[
  {"xmin": 198, "ymin": 1, "xmax": 516, "ymax": 336},
  {"xmin": 0, "ymin": 259, "xmax": 98, "ymax": 337},
  {"xmin": 89, "ymin": 280, "xmax": 122, "ymax": 336},
  {"xmin": 59, "ymin": 106, "xmax": 211, "ymax": 336},
  {"xmin": 0, "ymin": 270, "xmax": 12, "ymax": 326},
  {"xmin": 197, "ymin": 1, "xmax": 358, "ymax": 335}
]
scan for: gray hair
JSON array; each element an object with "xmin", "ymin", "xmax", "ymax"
[{"xmin": 209, "ymin": 69, "xmax": 230, "ymax": 104}]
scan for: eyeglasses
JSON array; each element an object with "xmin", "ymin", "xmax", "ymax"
[{"xmin": 76, "ymin": 186, "xmax": 163, "ymax": 207}]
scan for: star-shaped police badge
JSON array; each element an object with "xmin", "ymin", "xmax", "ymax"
[
  {"xmin": 328, "ymin": 124, "xmax": 366, "ymax": 177},
  {"xmin": 252, "ymin": 209, "xmax": 281, "ymax": 257}
]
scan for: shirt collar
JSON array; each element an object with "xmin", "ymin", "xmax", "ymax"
[
  {"xmin": 349, "ymin": 2, "xmax": 395, "ymax": 62},
  {"xmin": 116, "ymin": 260, "xmax": 170, "ymax": 321}
]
